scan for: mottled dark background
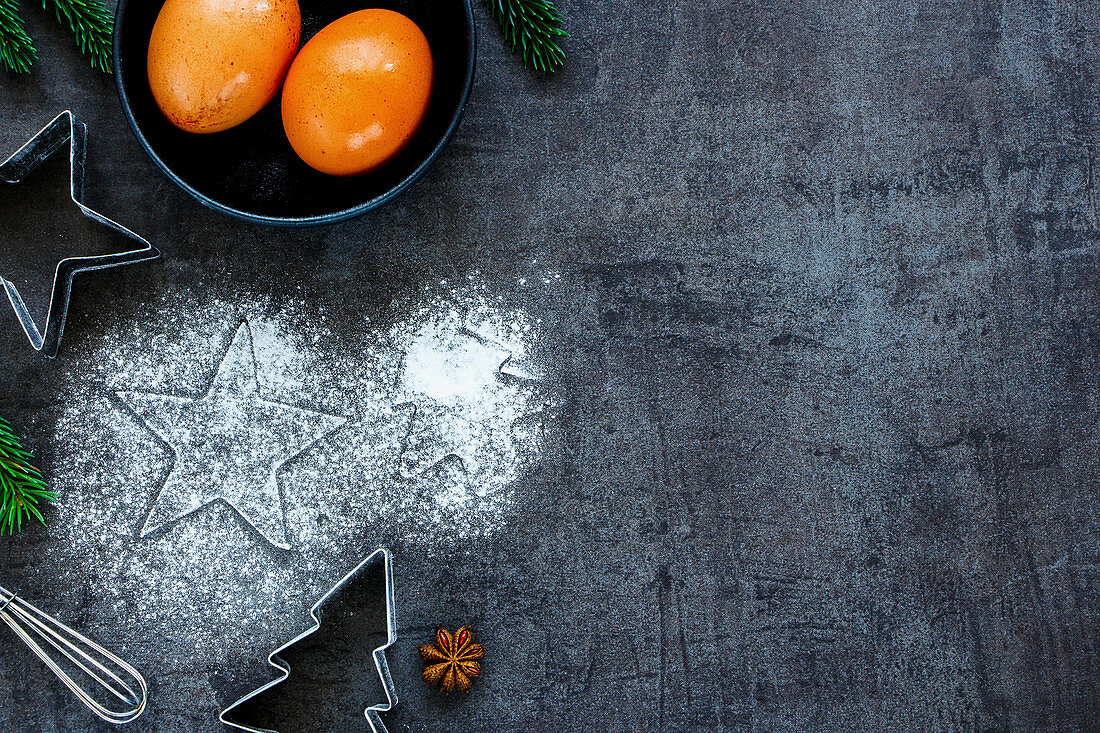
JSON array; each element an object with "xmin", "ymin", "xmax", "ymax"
[{"xmin": 2, "ymin": 0, "xmax": 1100, "ymax": 730}]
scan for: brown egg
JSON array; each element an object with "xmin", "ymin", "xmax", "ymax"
[
  {"xmin": 281, "ymin": 9, "xmax": 433, "ymax": 176},
  {"xmin": 148, "ymin": 0, "xmax": 301, "ymax": 134}
]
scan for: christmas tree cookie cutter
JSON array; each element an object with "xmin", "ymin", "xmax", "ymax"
[
  {"xmin": 219, "ymin": 548, "xmax": 398, "ymax": 733},
  {"xmin": 0, "ymin": 110, "xmax": 159, "ymax": 358}
]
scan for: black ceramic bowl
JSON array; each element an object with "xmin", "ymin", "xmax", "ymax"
[{"xmin": 114, "ymin": 0, "xmax": 475, "ymax": 226}]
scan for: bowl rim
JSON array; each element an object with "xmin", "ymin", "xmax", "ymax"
[{"xmin": 113, "ymin": 0, "xmax": 477, "ymax": 227}]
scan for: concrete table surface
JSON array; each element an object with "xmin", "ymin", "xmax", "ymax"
[{"xmin": 1, "ymin": 1, "xmax": 1098, "ymax": 731}]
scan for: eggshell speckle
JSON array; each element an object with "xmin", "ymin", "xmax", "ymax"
[{"xmin": 148, "ymin": 0, "xmax": 301, "ymax": 134}]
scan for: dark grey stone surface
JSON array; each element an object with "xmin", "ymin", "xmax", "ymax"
[{"xmin": 2, "ymin": 0, "xmax": 1100, "ymax": 731}]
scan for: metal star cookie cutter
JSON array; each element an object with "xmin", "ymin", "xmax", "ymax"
[
  {"xmin": 0, "ymin": 110, "xmax": 159, "ymax": 358},
  {"xmin": 220, "ymin": 548, "xmax": 399, "ymax": 733}
]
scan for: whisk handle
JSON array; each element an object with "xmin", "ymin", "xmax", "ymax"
[{"xmin": 0, "ymin": 584, "xmax": 147, "ymax": 724}]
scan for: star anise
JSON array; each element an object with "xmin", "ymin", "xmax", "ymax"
[{"xmin": 418, "ymin": 626, "xmax": 484, "ymax": 694}]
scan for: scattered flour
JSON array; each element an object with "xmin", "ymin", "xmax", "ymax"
[{"xmin": 36, "ymin": 280, "xmax": 548, "ymax": 665}]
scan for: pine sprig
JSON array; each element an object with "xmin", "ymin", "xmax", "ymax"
[
  {"xmin": 0, "ymin": 0, "xmax": 112, "ymax": 73},
  {"xmin": 485, "ymin": 0, "xmax": 567, "ymax": 73},
  {"xmin": 0, "ymin": 417, "xmax": 57, "ymax": 535},
  {"xmin": 43, "ymin": 0, "xmax": 113, "ymax": 73},
  {"xmin": 0, "ymin": 0, "xmax": 37, "ymax": 74}
]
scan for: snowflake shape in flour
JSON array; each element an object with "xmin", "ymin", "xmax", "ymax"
[
  {"xmin": 395, "ymin": 316, "xmax": 539, "ymax": 480},
  {"xmin": 117, "ymin": 322, "xmax": 346, "ymax": 549}
]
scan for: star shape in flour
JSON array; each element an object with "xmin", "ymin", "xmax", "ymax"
[
  {"xmin": 396, "ymin": 322, "xmax": 536, "ymax": 478},
  {"xmin": 117, "ymin": 322, "xmax": 346, "ymax": 549}
]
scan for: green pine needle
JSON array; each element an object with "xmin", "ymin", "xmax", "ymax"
[
  {"xmin": 0, "ymin": 417, "xmax": 57, "ymax": 535},
  {"xmin": 43, "ymin": 0, "xmax": 113, "ymax": 73},
  {"xmin": 485, "ymin": 0, "xmax": 567, "ymax": 73},
  {"xmin": 0, "ymin": 0, "xmax": 37, "ymax": 73}
]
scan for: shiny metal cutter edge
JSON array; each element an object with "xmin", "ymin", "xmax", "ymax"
[
  {"xmin": 219, "ymin": 548, "xmax": 399, "ymax": 733},
  {"xmin": 0, "ymin": 110, "xmax": 160, "ymax": 358}
]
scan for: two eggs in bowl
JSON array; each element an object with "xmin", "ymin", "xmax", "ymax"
[
  {"xmin": 115, "ymin": 0, "xmax": 476, "ymax": 225},
  {"xmin": 147, "ymin": 0, "xmax": 434, "ymax": 177}
]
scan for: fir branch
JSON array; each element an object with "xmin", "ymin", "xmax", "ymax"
[
  {"xmin": 0, "ymin": 417, "xmax": 56, "ymax": 535},
  {"xmin": 485, "ymin": 0, "xmax": 567, "ymax": 73},
  {"xmin": 0, "ymin": 0, "xmax": 37, "ymax": 74},
  {"xmin": 43, "ymin": 0, "xmax": 112, "ymax": 73}
]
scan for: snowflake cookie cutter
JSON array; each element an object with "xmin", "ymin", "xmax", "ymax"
[
  {"xmin": 220, "ymin": 548, "xmax": 398, "ymax": 733},
  {"xmin": 0, "ymin": 111, "xmax": 159, "ymax": 358}
]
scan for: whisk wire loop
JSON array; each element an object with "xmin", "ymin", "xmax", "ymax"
[{"xmin": 0, "ymin": 584, "xmax": 147, "ymax": 724}]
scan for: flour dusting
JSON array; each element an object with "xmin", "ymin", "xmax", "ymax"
[{"xmin": 38, "ymin": 281, "xmax": 549, "ymax": 664}]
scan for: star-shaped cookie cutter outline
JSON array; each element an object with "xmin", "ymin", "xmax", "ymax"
[
  {"xmin": 117, "ymin": 320, "xmax": 348, "ymax": 551},
  {"xmin": 220, "ymin": 548, "xmax": 399, "ymax": 733},
  {"xmin": 0, "ymin": 110, "xmax": 160, "ymax": 358}
]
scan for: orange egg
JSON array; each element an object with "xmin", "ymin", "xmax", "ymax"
[
  {"xmin": 281, "ymin": 9, "xmax": 433, "ymax": 176},
  {"xmin": 148, "ymin": 0, "xmax": 301, "ymax": 134}
]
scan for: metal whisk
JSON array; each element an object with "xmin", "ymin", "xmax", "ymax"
[{"xmin": 0, "ymin": 584, "xmax": 147, "ymax": 724}]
